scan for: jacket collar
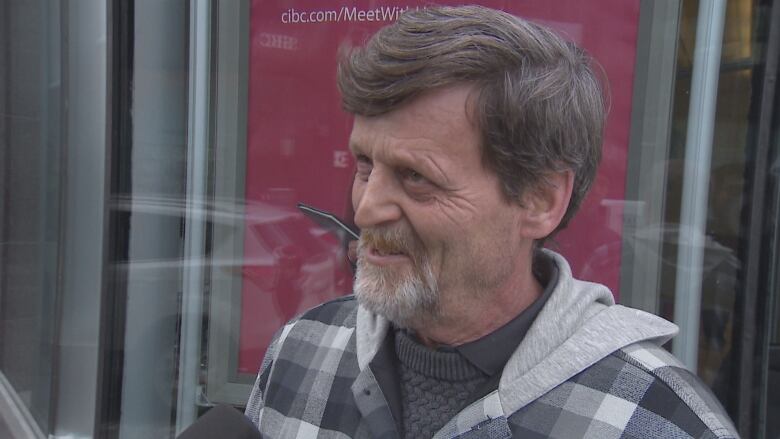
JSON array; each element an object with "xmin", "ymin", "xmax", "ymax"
[{"xmin": 353, "ymin": 250, "xmax": 679, "ymax": 435}]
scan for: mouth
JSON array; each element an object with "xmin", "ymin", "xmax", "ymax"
[
  {"xmin": 372, "ymin": 246, "xmax": 406, "ymax": 257},
  {"xmin": 358, "ymin": 228, "xmax": 417, "ymax": 267},
  {"xmin": 363, "ymin": 246, "xmax": 411, "ymax": 266}
]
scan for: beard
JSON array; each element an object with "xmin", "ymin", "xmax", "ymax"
[{"xmin": 353, "ymin": 226, "xmax": 440, "ymax": 328}]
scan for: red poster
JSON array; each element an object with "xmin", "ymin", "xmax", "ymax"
[{"xmin": 239, "ymin": 0, "xmax": 640, "ymax": 373}]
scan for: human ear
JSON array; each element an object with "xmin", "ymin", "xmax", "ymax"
[{"xmin": 518, "ymin": 170, "xmax": 574, "ymax": 239}]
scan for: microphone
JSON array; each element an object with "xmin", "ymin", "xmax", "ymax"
[{"xmin": 176, "ymin": 405, "xmax": 262, "ymax": 439}]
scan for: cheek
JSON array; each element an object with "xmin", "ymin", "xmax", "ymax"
[
  {"xmin": 405, "ymin": 214, "xmax": 459, "ymax": 265},
  {"xmin": 351, "ymin": 178, "xmax": 364, "ymax": 211},
  {"xmin": 431, "ymin": 199, "xmax": 488, "ymax": 238}
]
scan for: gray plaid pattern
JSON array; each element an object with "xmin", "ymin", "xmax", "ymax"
[
  {"xmin": 247, "ymin": 297, "xmax": 396, "ymax": 438},
  {"xmin": 507, "ymin": 345, "xmax": 738, "ymax": 438},
  {"xmin": 246, "ymin": 297, "xmax": 739, "ymax": 438},
  {"xmin": 433, "ymin": 392, "xmax": 507, "ymax": 438},
  {"xmin": 621, "ymin": 342, "xmax": 738, "ymax": 438}
]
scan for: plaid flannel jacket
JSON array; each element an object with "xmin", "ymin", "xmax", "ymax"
[{"xmin": 245, "ymin": 295, "xmax": 738, "ymax": 439}]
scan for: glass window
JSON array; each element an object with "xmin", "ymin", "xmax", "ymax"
[
  {"xmin": 0, "ymin": 1, "xmax": 61, "ymax": 436},
  {"xmin": 621, "ymin": 1, "xmax": 780, "ymax": 437},
  {"xmin": 0, "ymin": 0, "xmax": 778, "ymax": 437},
  {"xmin": 2, "ymin": 1, "xmax": 110, "ymax": 437}
]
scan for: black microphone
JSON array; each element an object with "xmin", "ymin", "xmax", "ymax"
[{"xmin": 176, "ymin": 405, "xmax": 262, "ymax": 439}]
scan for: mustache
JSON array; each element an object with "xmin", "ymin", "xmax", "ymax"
[{"xmin": 358, "ymin": 227, "xmax": 421, "ymax": 258}]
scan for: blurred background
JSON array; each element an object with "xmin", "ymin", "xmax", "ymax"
[{"xmin": 0, "ymin": 0, "xmax": 778, "ymax": 438}]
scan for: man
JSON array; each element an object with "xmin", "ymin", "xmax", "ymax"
[{"xmin": 246, "ymin": 6, "xmax": 738, "ymax": 438}]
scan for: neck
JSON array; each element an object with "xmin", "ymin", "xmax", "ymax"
[{"xmin": 411, "ymin": 264, "xmax": 542, "ymax": 348}]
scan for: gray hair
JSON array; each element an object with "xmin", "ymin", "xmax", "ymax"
[{"xmin": 338, "ymin": 5, "xmax": 607, "ymax": 236}]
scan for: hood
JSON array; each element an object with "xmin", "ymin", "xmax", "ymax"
[
  {"xmin": 354, "ymin": 249, "xmax": 678, "ymax": 416},
  {"xmin": 498, "ymin": 249, "xmax": 678, "ymax": 414}
]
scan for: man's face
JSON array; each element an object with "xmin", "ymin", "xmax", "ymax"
[{"xmin": 349, "ymin": 85, "xmax": 533, "ymax": 328}]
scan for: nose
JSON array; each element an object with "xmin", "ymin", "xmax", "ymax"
[{"xmin": 352, "ymin": 168, "xmax": 403, "ymax": 229}]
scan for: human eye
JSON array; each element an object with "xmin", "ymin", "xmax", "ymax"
[
  {"xmin": 355, "ymin": 154, "xmax": 373, "ymax": 181},
  {"xmin": 402, "ymin": 168, "xmax": 426, "ymax": 183},
  {"xmin": 399, "ymin": 168, "xmax": 434, "ymax": 192}
]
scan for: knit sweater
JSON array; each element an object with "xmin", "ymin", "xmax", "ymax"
[{"xmin": 394, "ymin": 329, "xmax": 488, "ymax": 437}]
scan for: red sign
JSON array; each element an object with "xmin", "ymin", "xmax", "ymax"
[{"xmin": 239, "ymin": 0, "xmax": 640, "ymax": 373}]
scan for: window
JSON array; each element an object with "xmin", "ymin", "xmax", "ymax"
[{"xmin": 0, "ymin": 1, "xmax": 777, "ymax": 437}]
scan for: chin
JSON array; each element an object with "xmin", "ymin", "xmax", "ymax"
[{"xmin": 354, "ymin": 258, "xmax": 440, "ymax": 328}]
